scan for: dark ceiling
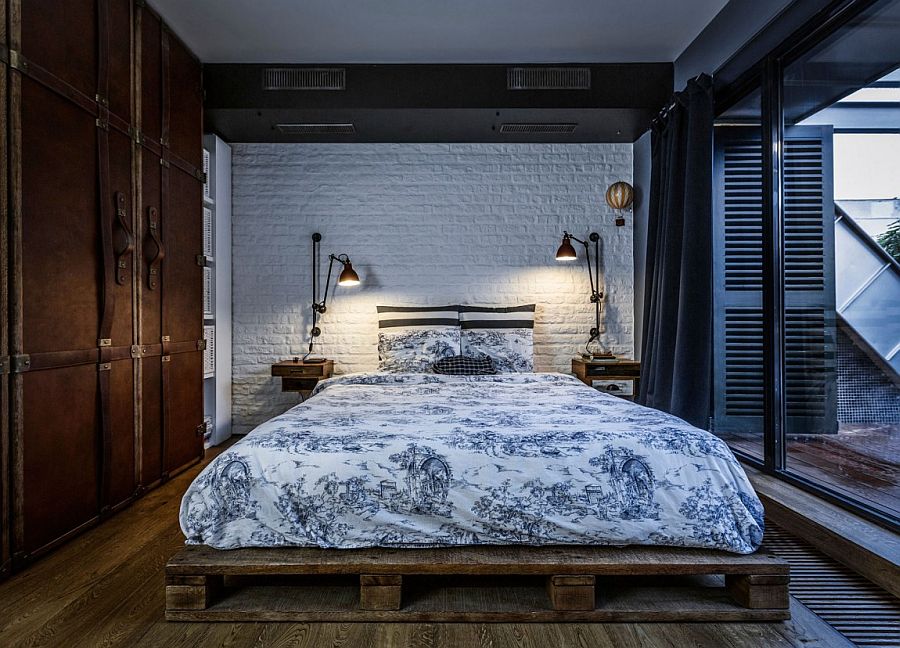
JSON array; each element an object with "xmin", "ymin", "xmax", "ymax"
[{"xmin": 204, "ymin": 63, "xmax": 673, "ymax": 143}]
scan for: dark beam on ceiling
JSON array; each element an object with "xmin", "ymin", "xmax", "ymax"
[{"xmin": 204, "ymin": 63, "xmax": 673, "ymax": 143}]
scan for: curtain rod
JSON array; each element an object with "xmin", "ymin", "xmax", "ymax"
[{"xmin": 654, "ymin": 73, "xmax": 713, "ymax": 123}]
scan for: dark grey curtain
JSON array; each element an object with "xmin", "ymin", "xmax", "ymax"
[{"xmin": 638, "ymin": 74, "xmax": 714, "ymax": 428}]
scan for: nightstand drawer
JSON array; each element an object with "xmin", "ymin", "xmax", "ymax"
[
  {"xmin": 584, "ymin": 364, "xmax": 640, "ymax": 378},
  {"xmin": 271, "ymin": 363, "xmax": 331, "ymax": 378},
  {"xmin": 591, "ymin": 379, "xmax": 635, "ymax": 397},
  {"xmin": 286, "ymin": 365, "xmax": 325, "ymax": 377},
  {"xmin": 572, "ymin": 357, "xmax": 640, "ymax": 399},
  {"xmin": 271, "ymin": 359, "xmax": 334, "ymax": 396}
]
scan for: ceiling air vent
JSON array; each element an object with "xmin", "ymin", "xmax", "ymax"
[
  {"xmin": 274, "ymin": 123, "xmax": 356, "ymax": 135},
  {"xmin": 263, "ymin": 67, "xmax": 346, "ymax": 90},
  {"xmin": 507, "ymin": 67, "xmax": 591, "ymax": 90},
  {"xmin": 499, "ymin": 123, "xmax": 578, "ymax": 134}
]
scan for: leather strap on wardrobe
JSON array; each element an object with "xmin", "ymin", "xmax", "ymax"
[
  {"xmin": 159, "ymin": 27, "xmax": 171, "ymax": 478},
  {"xmin": 168, "ymin": 340, "xmax": 205, "ymax": 355},
  {"xmin": 114, "ymin": 192, "xmax": 134, "ymax": 286},
  {"xmin": 147, "ymin": 206, "xmax": 163, "ymax": 290},
  {"xmin": 167, "ymin": 152, "xmax": 203, "ymax": 182},
  {"xmin": 5, "ymin": 51, "xmax": 132, "ymax": 141},
  {"xmin": 130, "ymin": 340, "xmax": 203, "ymax": 359},
  {"xmin": 96, "ymin": 0, "xmax": 114, "ymax": 513},
  {"xmin": 140, "ymin": 135, "xmax": 162, "ymax": 157},
  {"xmin": 7, "ymin": 52, "xmax": 98, "ymax": 118},
  {"xmin": 160, "ymin": 28, "xmax": 170, "ymax": 148}
]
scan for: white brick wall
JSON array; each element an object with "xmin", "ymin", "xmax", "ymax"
[{"xmin": 232, "ymin": 143, "xmax": 634, "ymax": 434}]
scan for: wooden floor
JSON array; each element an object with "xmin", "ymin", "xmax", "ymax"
[
  {"xmin": 725, "ymin": 422, "xmax": 900, "ymax": 518},
  {"xmin": 0, "ymin": 444, "xmax": 853, "ymax": 648}
]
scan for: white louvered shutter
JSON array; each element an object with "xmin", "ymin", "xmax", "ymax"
[
  {"xmin": 202, "ymin": 149, "xmax": 212, "ymax": 202},
  {"xmin": 203, "ymin": 325, "xmax": 216, "ymax": 377},
  {"xmin": 203, "ymin": 206, "xmax": 214, "ymax": 257},
  {"xmin": 203, "ymin": 266, "xmax": 214, "ymax": 318}
]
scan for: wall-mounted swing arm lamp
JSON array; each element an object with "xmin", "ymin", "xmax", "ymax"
[
  {"xmin": 307, "ymin": 232, "xmax": 361, "ymax": 361},
  {"xmin": 555, "ymin": 231, "xmax": 612, "ymax": 358}
]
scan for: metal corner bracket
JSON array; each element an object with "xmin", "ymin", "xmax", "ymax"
[
  {"xmin": 12, "ymin": 355, "xmax": 32, "ymax": 373},
  {"xmin": 8, "ymin": 49, "xmax": 28, "ymax": 73}
]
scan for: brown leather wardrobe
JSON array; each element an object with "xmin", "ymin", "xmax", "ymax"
[{"xmin": 0, "ymin": 0, "xmax": 205, "ymax": 577}]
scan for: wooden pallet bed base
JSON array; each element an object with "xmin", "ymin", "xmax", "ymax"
[{"xmin": 165, "ymin": 545, "xmax": 790, "ymax": 622}]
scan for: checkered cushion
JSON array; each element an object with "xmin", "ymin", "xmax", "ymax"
[{"xmin": 432, "ymin": 355, "xmax": 497, "ymax": 375}]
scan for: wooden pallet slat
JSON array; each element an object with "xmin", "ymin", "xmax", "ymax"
[
  {"xmin": 726, "ymin": 574, "xmax": 791, "ymax": 609},
  {"xmin": 546, "ymin": 575, "xmax": 596, "ymax": 611},
  {"xmin": 164, "ymin": 545, "xmax": 791, "ymax": 623},
  {"xmin": 165, "ymin": 574, "xmax": 222, "ymax": 611},
  {"xmin": 166, "ymin": 544, "xmax": 789, "ymax": 575},
  {"xmin": 359, "ymin": 574, "xmax": 402, "ymax": 611}
]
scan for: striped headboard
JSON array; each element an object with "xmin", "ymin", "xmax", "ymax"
[
  {"xmin": 458, "ymin": 304, "xmax": 535, "ymax": 329},
  {"xmin": 376, "ymin": 305, "xmax": 460, "ymax": 329}
]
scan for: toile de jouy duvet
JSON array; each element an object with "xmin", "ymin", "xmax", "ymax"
[{"xmin": 180, "ymin": 373, "xmax": 764, "ymax": 554}]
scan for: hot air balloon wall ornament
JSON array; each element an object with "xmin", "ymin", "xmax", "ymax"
[{"xmin": 605, "ymin": 181, "xmax": 634, "ymax": 226}]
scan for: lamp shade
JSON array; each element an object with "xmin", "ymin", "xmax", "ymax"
[
  {"xmin": 555, "ymin": 235, "xmax": 578, "ymax": 261},
  {"xmin": 338, "ymin": 261, "xmax": 361, "ymax": 286},
  {"xmin": 605, "ymin": 181, "xmax": 634, "ymax": 210}
]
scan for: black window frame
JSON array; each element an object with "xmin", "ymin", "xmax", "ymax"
[{"xmin": 713, "ymin": 0, "xmax": 900, "ymax": 532}]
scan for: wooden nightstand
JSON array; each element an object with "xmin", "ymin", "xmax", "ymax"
[
  {"xmin": 572, "ymin": 357, "xmax": 641, "ymax": 401},
  {"xmin": 271, "ymin": 359, "xmax": 334, "ymax": 398}
]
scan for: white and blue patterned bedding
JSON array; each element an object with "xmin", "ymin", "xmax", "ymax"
[{"xmin": 180, "ymin": 372, "xmax": 764, "ymax": 554}]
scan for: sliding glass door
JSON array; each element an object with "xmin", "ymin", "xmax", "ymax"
[
  {"xmin": 713, "ymin": 0, "xmax": 900, "ymax": 528},
  {"xmin": 781, "ymin": 0, "xmax": 900, "ymax": 521}
]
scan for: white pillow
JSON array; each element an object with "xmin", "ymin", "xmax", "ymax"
[
  {"xmin": 459, "ymin": 305, "xmax": 535, "ymax": 372},
  {"xmin": 376, "ymin": 305, "xmax": 460, "ymax": 372}
]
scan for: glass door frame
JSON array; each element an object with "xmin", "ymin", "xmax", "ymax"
[{"xmin": 714, "ymin": 0, "xmax": 900, "ymax": 532}]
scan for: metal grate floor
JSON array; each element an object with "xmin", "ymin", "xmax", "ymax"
[{"xmin": 765, "ymin": 523, "xmax": 900, "ymax": 647}]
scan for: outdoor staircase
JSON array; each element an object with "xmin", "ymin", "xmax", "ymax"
[{"xmin": 833, "ymin": 205, "xmax": 900, "ymax": 378}]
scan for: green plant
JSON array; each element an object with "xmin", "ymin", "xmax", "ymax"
[{"xmin": 877, "ymin": 219, "xmax": 900, "ymax": 263}]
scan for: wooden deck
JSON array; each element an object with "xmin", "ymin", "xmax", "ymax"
[
  {"xmin": 0, "ymin": 442, "xmax": 853, "ymax": 648},
  {"xmin": 725, "ymin": 422, "xmax": 900, "ymax": 518}
]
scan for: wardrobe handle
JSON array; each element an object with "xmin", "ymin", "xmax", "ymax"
[
  {"xmin": 147, "ymin": 206, "xmax": 164, "ymax": 290},
  {"xmin": 113, "ymin": 191, "xmax": 135, "ymax": 285}
]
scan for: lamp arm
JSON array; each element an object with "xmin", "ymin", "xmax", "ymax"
[
  {"xmin": 311, "ymin": 233, "xmax": 320, "ymax": 305},
  {"xmin": 308, "ymin": 239, "xmax": 354, "ymax": 352},
  {"xmin": 560, "ymin": 230, "xmax": 604, "ymax": 350},
  {"xmin": 307, "ymin": 253, "xmax": 335, "ymax": 357},
  {"xmin": 582, "ymin": 241, "xmax": 596, "ymax": 295},
  {"xmin": 308, "ymin": 233, "xmax": 322, "ymax": 357},
  {"xmin": 307, "ymin": 307, "xmax": 318, "ymax": 356},
  {"xmin": 319, "ymin": 254, "xmax": 337, "ymax": 310},
  {"xmin": 579, "ymin": 233, "xmax": 602, "ymax": 339}
]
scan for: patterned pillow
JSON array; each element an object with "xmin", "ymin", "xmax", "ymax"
[
  {"xmin": 376, "ymin": 305, "xmax": 460, "ymax": 373},
  {"xmin": 432, "ymin": 355, "xmax": 497, "ymax": 375},
  {"xmin": 459, "ymin": 305, "xmax": 535, "ymax": 373}
]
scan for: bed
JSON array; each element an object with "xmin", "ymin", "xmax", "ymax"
[
  {"xmin": 180, "ymin": 371, "xmax": 764, "ymax": 554},
  {"xmin": 169, "ymin": 371, "xmax": 787, "ymax": 622}
]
